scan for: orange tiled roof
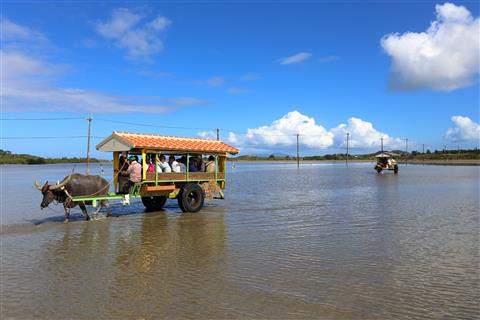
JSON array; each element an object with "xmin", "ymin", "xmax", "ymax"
[{"xmin": 114, "ymin": 131, "xmax": 239, "ymax": 154}]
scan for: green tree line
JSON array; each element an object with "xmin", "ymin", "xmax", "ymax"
[{"xmin": 0, "ymin": 149, "xmax": 108, "ymax": 165}]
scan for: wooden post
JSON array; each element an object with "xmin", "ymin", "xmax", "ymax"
[
  {"xmin": 141, "ymin": 149, "xmax": 146, "ymax": 180},
  {"xmin": 346, "ymin": 132, "xmax": 349, "ymax": 166},
  {"xmin": 405, "ymin": 138, "xmax": 408, "ymax": 165},
  {"xmin": 422, "ymin": 144, "xmax": 425, "ymax": 166},
  {"xmin": 296, "ymin": 133, "xmax": 300, "ymax": 168},
  {"xmin": 113, "ymin": 151, "xmax": 119, "ymax": 193},
  {"xmin": 86, "ymin": 116, "xmax": 92, "ymax": 174}
]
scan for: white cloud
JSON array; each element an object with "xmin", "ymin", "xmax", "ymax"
[
  {"xmin": 330, "ymin": 117, "xmax": 404, "ymax": 149},
  {"xmin": 381, "ymin": 2, "xmax": 479, "ymax": 91},
  {"xmin": 2, "ymin": 20, "xmax": 206, "ymax": 114},
  {"xmin": 445, "ymin": 116, "xmax": 480, "ymax": 142},
  {"xmin": 224, "ymin": 111, "xmax": 405, "ymax": 153},
  {"xmin": 96, "ymin": 8, "xmax": 141, "ymax": 38},
  {"xmin": 227, "ymin": 86, "xmax": 249, "ymax": 94},
  {"xmin": 227, "ymin": 111, "xmax": 334, "ymax": 149},
  {"xmin": 206, "ymin": 76, "xmax": 225, "ymax": 86},
  {"xmin": 198, "ymin": 131, "xmax": 217, "ymax": 139},
  {"xmin": 242, "ymin": 73, "xmax": 260, "ymax": 81},
  {"xmin": 279, "ymin": 52, "xmax": 312, "ymax": 65},
  {"xmin": 94, "ymin": 8, "xmax": 171, "ymax": 61},
  {"xmin": 1, "ymin": 19, "xmax": 46, "ymax": 42},
  {"xmin": 147, "ymin": 16, "xmax": 171, "ymax": 31}
]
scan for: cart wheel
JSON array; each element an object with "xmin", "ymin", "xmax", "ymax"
[
  {"xmin": 394, "ymin": 165, "xmax": 399, "ymax": 174},
  {"xmin": 142, "ymin": 196, "xmax": 167, "ymax": 211},
  {"xmin": 178, "ymin": 183, "xmax": 204, "ymax": 213},
  {"xmin": 375, "ymin": 166, "xmax": 382, "ymax": 173}
]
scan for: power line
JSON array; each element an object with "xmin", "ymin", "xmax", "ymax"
[
  {"xmin": 1, "ymin": 117, "xmax": 84, "ymax": 121},
  {"xmin": 0, "ymin": 136, "xmax": 105, "ymax": 140},
  {"xmin": 94, "ymin": 118, "xmax": 211, "ymax": 131}
]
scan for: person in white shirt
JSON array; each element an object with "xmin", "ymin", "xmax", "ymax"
[
  {"xmin": 156, "ymin": 154, "xmax": 171, "ymax": 173},
  {"xmin": 169, "ymin": 155, "xmax": 182, "ymax": 173}
]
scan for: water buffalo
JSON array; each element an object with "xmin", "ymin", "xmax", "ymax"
[{"xmin": 35, "ymin": 173, "xmax": 111, "ymax": 222}]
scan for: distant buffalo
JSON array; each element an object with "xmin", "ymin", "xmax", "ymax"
[{"xmin": 35, "ymin": 173, "xmax": 110, "ymax": 222}]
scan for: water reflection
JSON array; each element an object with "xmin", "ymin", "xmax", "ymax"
[{"xmin": 27, "ymin": 210, "xmax": 227, "ymax": 319}]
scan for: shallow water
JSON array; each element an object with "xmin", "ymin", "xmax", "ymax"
[{"xmin": 1, "ymin": 162, "xmax": 479, "ymax": 319}]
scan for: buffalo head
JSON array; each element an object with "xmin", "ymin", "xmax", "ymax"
[{"xmin": 34, "ymin": 174, "xmax": 72, "ymax": 209}]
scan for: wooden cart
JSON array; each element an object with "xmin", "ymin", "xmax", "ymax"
[{"xmin": 71, "ymin": 131, "xmax": 239, "ymax": 212}]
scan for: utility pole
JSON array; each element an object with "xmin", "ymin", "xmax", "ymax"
[
  {"xmin": 296, "ymin": 133, "xmax": 300, "ymax": 168},
  {"xmin": 422, "ymin": 143, "xmax": 425, "ymax": 166},
  {"xmin": 457, "ymin": 145, "xmax": 460, "ymax": 160},
  {"xmin": 86, "ymin": 116, "xmax": 93, "ymax": 175},
  {"xmin": 216, "ymin": 128, "xmax": 220, "ymax": 141},
  {"xmin": 405, "ymin": 138, "xmax": 408, "ymax": 165},
  {"xmin": 345, "ymin": 132, "xmax": 350, "ymax": 166},
  {"xmin": 380, "ymin": 137, "xmax": 384, "ymax": 152}
]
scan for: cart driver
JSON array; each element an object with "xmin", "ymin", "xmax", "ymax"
[{"xmin": 122, "ymin": 155, "xmax": 142, "ymax": 194}]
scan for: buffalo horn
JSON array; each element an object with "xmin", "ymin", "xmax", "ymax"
[
  {"xmin": 34, "ymin": 181, "xmax": 43, "ymax": 190},
  {"xmin": 49, "ymin": 174, "xmax": 72, "ymax": 190}
]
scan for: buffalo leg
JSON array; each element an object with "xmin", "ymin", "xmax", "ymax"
[
  {"xmin": 63, "ymin": 206, "xmax": 71, "ymax": 223},
  {"xmin": 102, "ymin": 200, "xmax": 112, "ymax": 217},
  {"xmin": 79, "ymin": 202, "xmax": 90, "ymax": 221}
]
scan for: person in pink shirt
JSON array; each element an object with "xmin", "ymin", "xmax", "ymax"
[{"xmin": 122, "ymin": 155, "xmax": 142, "ymax": 193}]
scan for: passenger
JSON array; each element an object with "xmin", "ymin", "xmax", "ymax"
[
  {"xmin": 189, "ymin": 157, "xmax": 199, "ymax": 172},
  {"xmin": 177, "ymin": 156, "xmax": 187, "ymax": 172},
  {"xmin": 118, "ymin": 155, "xmax": 129, "ymax": 194},
  {"xmin": 197, "ymin": 155, "xmax": 206, "ymax": 172},
  {"xmin": 169, "ymin": 155, "xmax": 182, "ymax": 173},
  {"xmin": 146, "ymin": 156, "xmax": 155, "ymax": 173},
  {"xmin": 205, "ymin": 155, "xmax": 216, "ymax": 172},
  {"xmin": 122, "ymin": 155, "xmax": 142, "ymax": 193},
  {"xmin": 156, "ymin": 154, "xmax": 172, "ymax": 173}
]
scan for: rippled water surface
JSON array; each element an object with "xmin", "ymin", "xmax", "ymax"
[{"xmin": 1, "ymin": 162, "xmax": 479, "ymax": 319}]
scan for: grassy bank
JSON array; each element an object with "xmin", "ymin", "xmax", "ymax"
[
  {"xmin": 230, "ymin": 148, "xmax": 480, "ymax": 166},
  {"xmin": 0, "ymin": 149, "xmax": 108, "ymax": 165}
]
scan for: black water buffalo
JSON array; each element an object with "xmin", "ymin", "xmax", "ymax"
[{"xmin": 35, "ymin": 173, "xmax": 111, "ymax": 222}]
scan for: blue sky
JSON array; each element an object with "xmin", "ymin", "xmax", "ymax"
[{"xmin": 1, "ymin": 1, "xmax": 479, "ymax": 158}]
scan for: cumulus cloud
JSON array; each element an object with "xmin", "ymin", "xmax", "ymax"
[
  {"xmin": 227, "ymin": 111, "xmax": 334, "ymax": 149},
  {"xmin": 2, "ymin": 20, "xmax": 207, "ymax": 114},
  {"xmin": 94, "ymin": 8, "xmax": 171, "ymax": 61},
  {"xmin": 445, "ymin": 116, "xmax": 480, "ymax": 142},
  {"xmin": 198, "ymin": 131, "xmax": 217, "ymax": 139},
  {"xmin": 330, "ymin": 117, "xmax": 404, "ymax": 149},
  {"xmin": 381, "ymin": 2, "xmax": 479, "ymax": 91},
  {"xmin": 222, "ymin": 111, "xmax": 405, "ymax": 153},
  {"xmin": 279, "ymin": 52, "xmax": 312, "ymax": 65}
]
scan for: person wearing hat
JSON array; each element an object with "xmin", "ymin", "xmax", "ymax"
[
  {"xmin": 118, "ymin": 155, "xmax": 130, "ymax": 194},
  {"xmin": 122, "ymin": 155, "xmax": 142, "ymax": 194}
]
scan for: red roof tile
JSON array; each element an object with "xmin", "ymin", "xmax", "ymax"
[{"xmin": 114, "ymin": 131, "xmax": 239, "ymax": 154}]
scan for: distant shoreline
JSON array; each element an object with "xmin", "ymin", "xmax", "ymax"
[
  {"xmin": 1, "ymin": 159, "xmax": 479, "ymax": 166},
  {"xmin": 229, "ymin": 159, "xmax": 480, "ymax": 166}
]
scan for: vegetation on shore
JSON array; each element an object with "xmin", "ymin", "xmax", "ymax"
[
  {"xmin": 230, "ymin": 148, "xmax": 480, "ymax": 162},
  {"xmin": 0, "ymin": 149, "xmax": 108, "ymax": 165},
  {"xmin": 2, "ymin": 148, "xmax": 478, "ymax": 165}
]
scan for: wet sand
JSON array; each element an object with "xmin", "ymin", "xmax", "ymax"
[{"xmin": 1, "ymin": 163, "xmax": 479, "ymax": 319}]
